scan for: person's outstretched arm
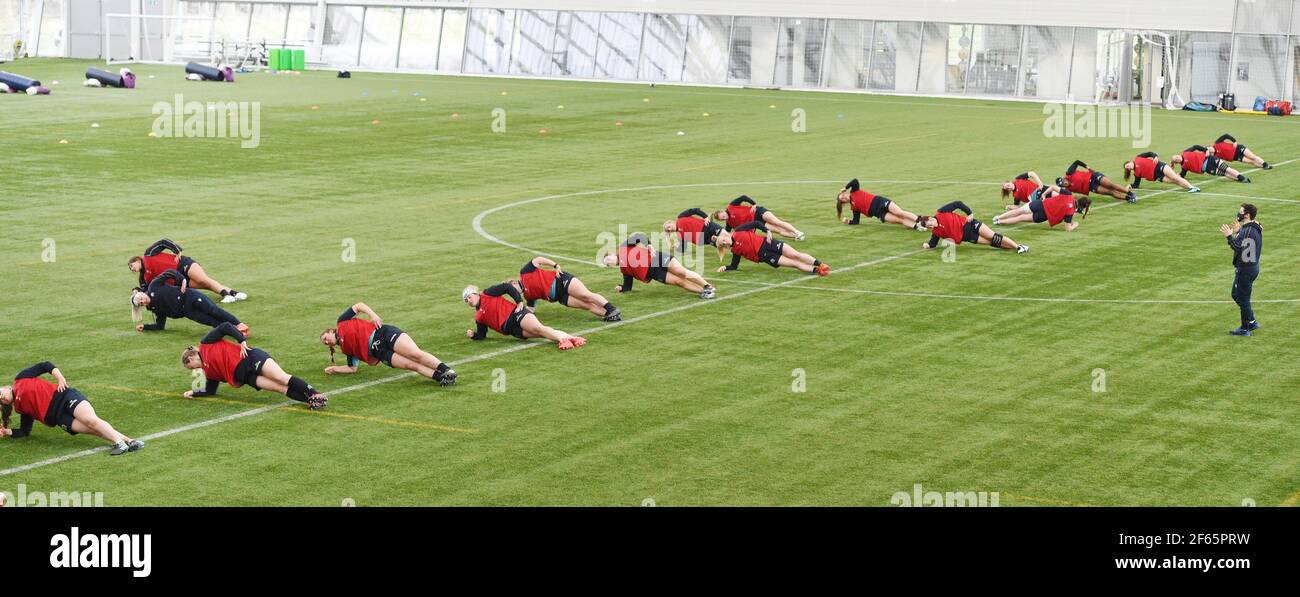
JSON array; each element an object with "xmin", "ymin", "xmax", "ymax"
[
  {"xmin": 144, "ymin": 239, "xmax": 183, "ymax": 256},
  {"xmin": 937, "ymin": 201, "xmax": 972, "ymax": 215}
]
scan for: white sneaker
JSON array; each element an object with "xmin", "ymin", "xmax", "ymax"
[
  {"xmin": 221, "ymin": 294, "xmax": 238, "ymax": 303},
  {"xmin": 234, "ymin": 291, "xmax": 248, "ymax": 301},
  {"xmin": 992, "ymin": 216, "xmax": 1000, "ymax": 225},
  {"xmin": 1017, "ymin": 244, "xmax": 1030, "ymax": 254},
  {"xmin": 794, "ymin": 232, "xmax": 806, "ymax": 241}
]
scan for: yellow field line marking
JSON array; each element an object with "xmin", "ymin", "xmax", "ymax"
[
  {"xmin": 276, "ymin": 407, "xmax": 477, "ymax": 433},
  {"xmin": 677, "ymin": 156, "xmax": 771, "ymax": 172},
  {"xmin": 1004, "ymin": 493, "xmax": 1095, "ymax": 507},
  {"xmin": 88, "ymin": 384, "xmax": 476, "ymax": 434}
]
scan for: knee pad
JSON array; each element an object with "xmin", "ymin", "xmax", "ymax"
[{"xmin": 991, "ymin": 233, "xmax": 1005, "ymax": 248}]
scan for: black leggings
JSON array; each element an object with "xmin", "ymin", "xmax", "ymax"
[{"xmin": 184, "ymin": 293, "xmax": 241, "ymax": 327}]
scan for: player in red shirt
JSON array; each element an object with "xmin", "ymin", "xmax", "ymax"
[
  {"xmin": 513, "ymin": 256, "xmax": 621, "ymax": 321},
  {"xmin": 715, "ymin": 222, "xmax": 831, "ymax": 275},
  {"xmin": 712, "ymin": 195, "xmax": 805, "ymax": 240},
  {"xmin": 0, "ymin": 361, "xmax": 143, "ymax": 455},
  {"xmin": 664, "ymin": 208, "xmax": 729, "ymax": 252},
  {"xmin": 182, "ymin": 322, "xmax": 327, "ymax": 409},
  {"xmin": 1000, "ymin": 172, "xmax": 1043, "ymax": 210},
  {"xmin": 835, "ymin": 178, "xmax": 925, "ymax": 231},
  {"xmin": 319, "ymin": 302, "xmax": 458, "ymax": 385},
  {"xmin": 601, "ymin": 232, "xmax": 717, "ymax": 298},
  {"xmin": 993, "ymin": 187, "xmax": 1091, "ymax": 232},
  {"xmin": 1172, "ymin": 145, "xmax": 1252, "ymax": 184},
  {"xmin": 463, "ymin": 283, "xmax": 587, "ymax": 350},
  {"xmin": 1057, "ymin": 160, "xmax": 1134, "ymax": 203},
  {"xmin": 127, "ymin": 238, "xmax": 248, "ymax": 304},
  {"xmin": 920, "ymin": 201, "xmax": 1028, "ymax": 253},
  {"xmin": 1122, "ymin": 152, "xmax": 1199, "ymax": 192},
  {"xmin": 1211, "ymin": 133, "xmax": 1270, "ymax": 170}
]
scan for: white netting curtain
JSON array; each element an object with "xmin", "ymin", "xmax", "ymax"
[
  {"xmin": 684, "ymin": 16, "xmax": 729, "ymax": 83},
  {"xmin": 965, "ymin": 25, "xmax": 1022, "ymax": 95},
  {"xmin": 438, "ymin": 9, "xmax": 467, "ymax": 72},
  {"xmin": 728, "ymin": 16, "xmax": 779, "ymax": 85},
  {"xmin": 1176, "ymin": 32, "xmax": 1231, "ymax": 104},
  {"xmin": 773, "ymin": 18, "xmax": 827, "ymax": 87},
  {"xmin": 464, "ymin": 8, "xmax": 514, "ymax": 74},
  {"xmin": 509, "ymin": 10, "xmax": 557, "ymax": 76},
  {"xmin": 323, "ymin": 5, "xmax": 363, "ymax": 66},
  {"xmin": 869, "ymin": 21, "xmax": 921, "ymax": 92},
  {"xmin": 359, "ymin": 6, "xmax": 401, "ymax": 68},
  {"xmin": 1023, "ymin": 26, "xmax": 1074, "ymax": 100},
  {"xmin": 552, "ymin": 11, "xmax": 599, "ymax": 77},
  {"xmin": 399, "ymin": 8, "xmax": 441, "ymax": 71},
  {"xmin": 1232, "ymin": 34, "xmax": 1290, "ymax": 100},
  {"xmin": 823, "ymin": 20, "xmax": 871, "ymax": 90},
  {"xmin": 1236, "ymin": 0, "xmax": 1294, "ymax": 35},
  {"xmin": 37, "ymin": 0, "xmax": 66, "ymax": 57},
  {"xmin": 639, "ymin": 14, "xmax": 688, "ymax": 81},
  {"xmin": 248, "ymin": 4, "xmax": 288, "ymax": 45},
  {"xmin": 595, "ymin": 12, "xmax": 641, "ymax": 80}
]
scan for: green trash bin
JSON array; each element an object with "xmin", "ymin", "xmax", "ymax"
[{"xmin": 291, "ymin": 49, "xmax": 305, "ymax": 71}]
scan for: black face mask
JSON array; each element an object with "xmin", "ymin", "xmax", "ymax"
[{"xmin": 1236, "ymin": 212, "xmax": 1246, "ymax": 222}]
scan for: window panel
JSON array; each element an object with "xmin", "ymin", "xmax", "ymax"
[
  {"xmin": 438, "ymin": 9, "xmax": 467, "ymax": 72},
  {"xmin": 464, "ymin": 8, "xmax": 515, "ymax": 74},
  {"xmin": 728, "ymin": 16, "xmax": 779, "ymax": 85},
  {"xmin": 323, "ymin": 5, "xmax": 363, "ymax": 66},
  {"xmin": 509, "ymin": 10, "xmax": 557, "ymax": 75},
  {"xmin": 823, "ymin": 20, "xmax": 871, "ymax": 90},
  {"xmin": 773, "ymin": 18, "xmax": 826, "ymax": 88},
  {"xmin": 399, "ymin": 8, "xmax": 441, "ymax": 70},
  {"xmin": 1231, "ymin": 34, "xmax": 1290, "ymax": 100},
  {"xmin": 683, "ymin": 15, "xmax": 729, "ymax": 84},
  {"xmin": 552, "ymin": 11, "xmax": 599, "ymax": 78},
  {"xmin": 1023, "ymin": 26, "xmax": 1073, "ymax": 100},
  {"xmin": 359, "ymin": 7, "xmax": 401, "ymax": 68},
  {"xmin": 248, "ymin": 3, "xmax": 289, "ymax": 45},
  {"xmin": 869, "ymin": 21, "xmax": 921, "ymax": 92},
  {"xmin": 639, "ymin": 14, "xmax": 687, "ymax": 81},
  {"xmin": 595, "ymin": 12, "xmax": 641, "ymax": 80}
]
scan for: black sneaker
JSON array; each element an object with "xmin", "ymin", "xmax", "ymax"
[
  {"xmin": 603, "ymin": 307, "xmax": 622, "ymax": 322},
  {"xmin": 1126, "ymin": 192, "xmax": 1138, "ymax": 204},
  {"xmin": 437, "ymin": 369, "xmax": 458, "ymax": 387},
  {"xmin": 110, "ymin": 441, "xmax": 130, "ymax": 456},
  {"xmin": 1262, "ymin": 162, "xmax": 1272, "ymax": 170},
  {"xmin": 308, "ymin": 393, "xmax": 328, "ymax": 410}
]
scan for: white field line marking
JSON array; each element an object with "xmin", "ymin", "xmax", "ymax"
[
  {"xmin": 1131, "ymin": 158, "xmax": 1298, "ymax": 203},
  {"xmin": 722, "ymin": 279, "xmax": 1300, "ymax": 304},
  {"xmin": 0, "ymin": 247, "xmax": 920, "ymax": 479},
  {"xmin": 472, "ymin": 179, "xmax": 1000, "ymax": 266}
]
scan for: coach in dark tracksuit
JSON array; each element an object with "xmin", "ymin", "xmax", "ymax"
[
  {"xmin": 1222, "ymin": 203, "xmax": 1262, "ymax": 336},
  {"xmin": 131, "ymin": 269, "xmax": 243, "ymax": 332}
]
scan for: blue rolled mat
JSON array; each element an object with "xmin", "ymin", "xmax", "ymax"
[
  {"xmin": 185, "ymin": 62, "xmax": 233, "ymax": 82},
  {"xmin": 0, "ymin": 71, "xmax": 41, "ymax": 91},
  {"xmin": 87, "ymin": 67, "xmax": 136, "ymax": 88}
]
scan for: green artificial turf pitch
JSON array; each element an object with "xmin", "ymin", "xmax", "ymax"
[{"xmin": 1, "ymin": 58, "xmax": 1297, "ymax": 506}]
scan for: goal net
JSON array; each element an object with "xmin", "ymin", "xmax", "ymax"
[
  {"xmin": 104, "ymin": 12, "xmax": 263, "ymax": 69},
  {"xmin": 1096, "ymin": 29, "xmax": 1184, "ymax": 109}
]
